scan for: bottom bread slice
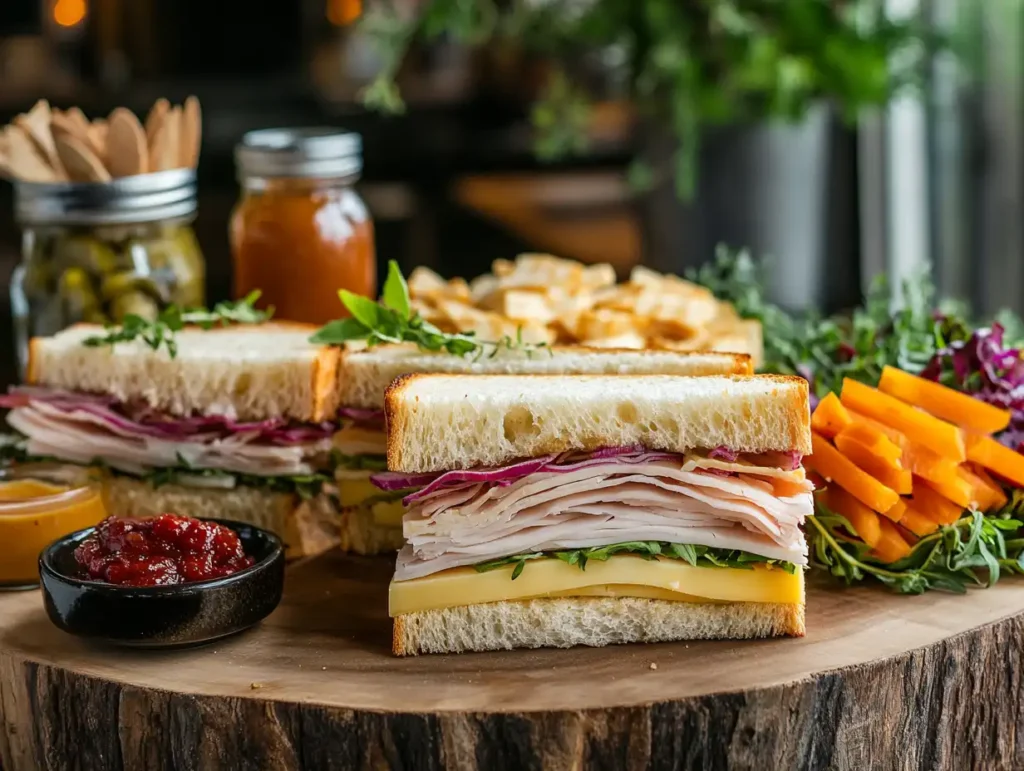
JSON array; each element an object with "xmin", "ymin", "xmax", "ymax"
[
  {"xmin": 339, "ymin": 504, "xmax": 404, "ymax": 555},
  {"xmin": 393, "ymin": 596, "xmax": 806, "ymax": 655},
  {"xmin": 103, "ymin": 476, "xmax": 340, "ymax": 559}
]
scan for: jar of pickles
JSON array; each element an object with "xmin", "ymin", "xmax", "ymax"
[
  {"xmin": 231, "ymin": 128, "xmax": 375, "ymax": 324},
  {"xmin": 10, "ymin": 169, "xmax": 205, "ymax": 376}
]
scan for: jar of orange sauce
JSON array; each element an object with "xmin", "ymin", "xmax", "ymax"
[
  {"xmin": 0, "ymin": 464, "xmax": 107, "ymax": 589},
  {"xmin": 231, "ymin": 128, "xmax": 375, "ymax": 324}
]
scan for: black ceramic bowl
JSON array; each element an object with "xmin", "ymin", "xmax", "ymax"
[{"xmin": 39, "ymin": 518, "xmax": 285, "ymax": 649}]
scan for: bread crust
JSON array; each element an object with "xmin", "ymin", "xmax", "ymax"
[
  {"xmin": 385, "ymin": 373, "xmax": 811, "ymax": 472},
  {"xmin": 26, "ymin": 322, "xmax": 339, "ymax": 422},
  {"xmin": 338, "ymin": 346, "xmax": 754, "ymax": 410},
  {"xmin": 392, "ymin": 597, "xmax": 805, "ymax": 656}
]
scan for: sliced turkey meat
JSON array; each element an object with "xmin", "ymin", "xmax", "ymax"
[
  {"xmin": 395, "ymin": 455, "xmax": 813, "ymax": 581},
  {"xmin": 6, "ymin": 403, "xmax": 331, "ymax": 477}
]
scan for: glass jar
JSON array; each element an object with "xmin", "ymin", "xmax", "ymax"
[
  {"xmin": 231, "ymin": 128, "xmax": 375, "ymax": 324},
  {"xmin": 10, "ymin": 169, "xmax": 205, "ymax": 378},
  {"xmin": 0, "ymin": 464, "xmax": 107, "ymax": 590}
]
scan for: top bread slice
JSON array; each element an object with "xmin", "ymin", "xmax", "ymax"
[
  {"xmin": 336, "ymin": 344, "xmax": 752, "ymax": 409},
  {"xmin": 27, "ymin": 323, "xmax": 341, "ymax": 422},
  {"xmin": 386, "ymin": 374, "xmax": 811, "ymax": 472}
]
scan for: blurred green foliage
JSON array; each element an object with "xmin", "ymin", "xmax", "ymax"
[{"xmin": 360, "ymin": 0, "xmax": 937, "ymax": 197}]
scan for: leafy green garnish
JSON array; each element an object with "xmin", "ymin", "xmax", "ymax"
[
  {"xmin": 311, "ymin": 260, "xmax": 552, "ymax": 360},
  {"xmin": 139, "ymin": 465, "xmax": 332, "ymax": 500},
  {"xmin": 331, "ymin": 450, "xmax": 388, "ymax": 472},
  {"xmin": 807, "ymin": 504, "xmax": 1024, "ymax": 594},
  {"xmin": 690, "ymin": 246, "xmax": 964, "ymax": 400},
  {"xmin": 0, "ymin": 443, "xmax": 330, "ymax": 500},
  {"xmin": 82, "ymin": 291, "xmax": 272, "ymax": 359},
  {"xmin": 474, "ymin": 541, "xmax": 797, "ymax": 580}
]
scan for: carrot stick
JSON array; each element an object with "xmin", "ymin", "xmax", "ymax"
[
  {"xmin": 917, "ymin": 473, "xmax": 973, "ymax": 509},
  {"xmin": 840, "ymin": 378, "xmax": 966, "ymax": 462},
  {"xmin": 965, "ymin": 433, "xmax": 1024, "ymax": 488},
  {"xmin": 847, "ymin": 409, "xmax": 904, "ymax": 443},
  {"xmin": 833, "ymin": 433, "xmax": 912, "ymax": 494},
  {"xmin": 819, "ymin": 487, "xmax": 882, "ymax": 547},
  {"xmin": 901, "ymin": 442, "xmax": 962, "ymax": 487},
  {"xmin": 911, "ymin": 481, "xmax": 966, "ymax": 525},
  {"xmin": 835, "ymin": 423, "xmax": 902, "ymax": 464},
  {"xmin": 900, "ymin": 506, "xmax": 940, "ymax": 537},
  {"xmin": 806, "ymin": 433, "xmax": 900, "ymax": 513},
  {"xmin": 881, "ymin": 499, "xmax": 908, "ymax": 523},
  {"xmin": 968, "ymin": 464, "xmax": 1009, "ymax": 510},
  {"xmin": 872, "ymin": 517, "xmax": 913, "ymax": 563},
  {"xmin": 811, "ymin": 392, "xmax": 852, "ymax": 439},
  {"xmin": 878, "ymin": 365, "xmax": 1011, "ymax": 434}
]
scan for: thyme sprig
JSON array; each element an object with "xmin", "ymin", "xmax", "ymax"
[
  {"xmin": 82, "ymin": 291, "xmax": 271, "ymax": 359},
  {"xmin": 311, "ymin": 260, "xmax": 552, "ymax": 359}
]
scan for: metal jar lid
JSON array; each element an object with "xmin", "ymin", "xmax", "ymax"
[
  {"xmin": 235, "ymin": 128, "xmax": 362, "ymax": 181},
  {"xmin": 14, "ymin": 169, "xmax": 198, "ymax": 226}
]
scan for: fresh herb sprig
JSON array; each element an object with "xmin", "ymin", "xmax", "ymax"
[
  {"xmin": 311, "ymin": 260, "xmax": 552, "ymax": 360},
  {"xmin": 807, "ymin": 506, "xmax": 1024, "ymax": 594},
  {"xmin": 474, "ymin": 540, "xmax": 797, "ymax": 580},
  {"xmin": 82, "ymin": 291, "xmax": 272, "ymax": 359}
]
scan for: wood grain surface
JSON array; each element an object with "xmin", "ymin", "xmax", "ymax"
[{"xmin": 3, "ymin": 550, "xmax": 1024, "ymax": 770}]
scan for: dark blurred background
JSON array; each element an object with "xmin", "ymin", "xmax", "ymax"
[{"xmin": 1, "ymin": 0, "xmax": 1022, "ymax": 389}]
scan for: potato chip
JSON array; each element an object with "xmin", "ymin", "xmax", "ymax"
[{"xmin": 404, "ymin": 252, "xmax": 762, "ymax": 364}]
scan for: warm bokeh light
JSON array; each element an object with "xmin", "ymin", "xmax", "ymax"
[
  {"xmin": 326, "ymin": 0, "xmax": 361, "ymax": 26},
  {"xmin": 53, "ymin": 0, "xmax": 87, "ymax": 28}
]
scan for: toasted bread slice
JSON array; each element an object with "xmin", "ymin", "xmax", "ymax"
[
  {"xmin": 393, "ymin": 596, "xmax": 805, "ymax": 655},
  {"xmin": 385, "ymin": 374, "xmax": 811, "ymax": 473},
  {"xmin": 27, "ymin": 323, "xmax": 341, "ymax": 422},
  {"xmin": 336, "ymin": 345, "xmax": 752, "ymax": 409},
  {"xmin": 102, "ymin": 476, "xmax": 339, "ymax": 559}
]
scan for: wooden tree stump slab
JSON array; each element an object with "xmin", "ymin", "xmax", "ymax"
[{"xmin": 3, "ymin": 550, "xmax": 1024, "ymax": 770}]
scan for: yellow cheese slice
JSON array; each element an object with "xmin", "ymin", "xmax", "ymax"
[
  {"xmin": 389, "ymin": 555, "xmax": 804, "ymax": 616},
  {"xmin": 337, "ymin": 477, "xmax": 376, "ymax": 508},
  {"xmin": 371, "ymin": 499, "xmax": 407, "ymax": 528},
  {"xmin": 333, "ymin": 426, "xmax": 387, "ymax": 456}
]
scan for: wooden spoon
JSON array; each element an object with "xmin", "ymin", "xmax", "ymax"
[
  {"xmin": 106, "ymin": 107, "xmax": 148, "ymax": 177},
  {"xmin": 180, "ymin": 96, "xmax": 202, "ymax": 168},
  {"xmin": 4, "ymin": 124, "xmax": 59, "ymax": 182},
  {"xmin": 144, "ymin": 98, "xmax": 169, "ymax": 146},
  {"xmin": 149, "ymin": 105, "xmax": 180, "ymax": 172},
  {"xmin": 55, "ymin": 133, "xmax": 111, "ymax": 183},
  {"xmin": 14, "ymin": 100, "xmax": 66, "ymax": 180},
  {"xmin": 51, "ymin": 110, "xmax": 93, "ymax": 149},
  {"xmin": 87, "ymin": 119, "xmax": 108, "ymax": 161}
]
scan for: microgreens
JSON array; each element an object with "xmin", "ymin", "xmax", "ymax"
[
  {"xmin": 473, "ymin": 540, "xmax": 797, "ymax": 581},
  {"xmin": 82, "ymin": 291, "xmax": 271, "ymax": 359},
  {"xmin": 807, "ymin": 504, "xmax": 1024, "ymax": 594}
]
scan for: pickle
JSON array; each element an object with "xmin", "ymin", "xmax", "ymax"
[
  {"xmin": 55, "ymin": 235, "xmax": 119, "ymax": 275},
  {"xmin": 57, "ymin": 267, "xmax": 101, "ymax": 323},
  {"xmin": 110, "ymin": 291, "xmax": 160, "ymax": 321},
  {"xmin": 99, "ymin": 271, "xmax": 163, "ymax": 301},
  {"xmin": 18, "ymin": 220, "xmax": 205, "ymax": 337}
]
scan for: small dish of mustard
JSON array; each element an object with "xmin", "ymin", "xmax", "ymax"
[{"xmin": 0, "ymin": 464, "xmax": 107, "ymax": 590}]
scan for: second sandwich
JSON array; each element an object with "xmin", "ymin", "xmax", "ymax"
[{"xmin": 377, "ymin": 373, "xmax": 813, "ymax": 655}]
